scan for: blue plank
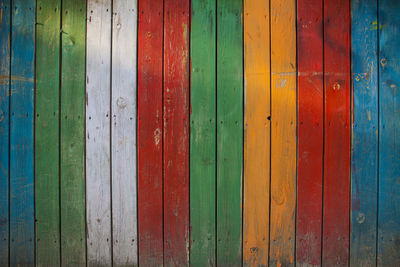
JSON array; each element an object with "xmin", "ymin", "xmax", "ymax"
[
  {"xmin": 351, "ymin": 0, "xmax": 379, "ymax": 266},
  {"xmin": 0, "ymin": 0, "xmax": 11, "ymax": 265},
  {"xmin": 9, "ymin": 0, "xmax": 35, "ymax": 265},
  {"xmin": 378, "ymin": 0, "xmax": 400, "ymax": 266}
]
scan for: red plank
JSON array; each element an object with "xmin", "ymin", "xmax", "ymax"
[
  {"xmin": 163, "ymin": 0, "xmax": 190, "ymax": 266},
  {"xmin": 297, "ymin": 0, "xmax": 324, "ymax": 266},
  {"xmin": 323, "ymin": 0, "xmax": 351, "ymax": 265},
  {"xmin": 138, "ymin": 0, "xmax": 164, "ymax": 265}
]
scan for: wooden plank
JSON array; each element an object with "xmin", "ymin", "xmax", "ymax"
[
  {"xmin": 378, "ymin": 1, "xmax": 400, "ymax": 265},
  {"xmin": 35, "ymin": 0, "xmax": 61, "ymax": 265},
  {"xmin": 351, "ymin": 0, "xmax": 378, "ymax": 266},
  {"xmin": 296, "ymin": 0, "xmax": 323, "ymax": 266},
  {"xmin": 216, "ymin": 0, "xmax": 243, "ymax": 265},
  {"xmin": 9, "ymin": 1, "xmax": 35, "ymax": 264},
  {"xmin": 163, "ymin": 0, "xmax": 190, "ymax": 265},
  {"xmin": 269, "ymin": 0, "xmax": 296, "ymax": 266},
  {"xmin": 190, "ymin": 0, "xmax": 216, "ymax": 265},
  {"xmin": 0, "ymin": 0, "xmax": 10, "ymax": 264},
  {"xmin": 111, "ymin": 0, "xmax": 138, "ymax": 265},
  {"xmin": 137, "ymin": 0, "xmax": 164, "ymax": 265},
  {"xmin": 86, "ymin": 0, "xmax": 112, "ymax": 265},
  {"xmin": 243, "ymin": 0, "xmax": 270, "ymax": 266},
  {"xmin": 323, "ymin": 0, "xmax": 351, "ymax": 265},
  {"xmin": 60, "ymin": 0, "xmax": 86, "ymax": 265}
]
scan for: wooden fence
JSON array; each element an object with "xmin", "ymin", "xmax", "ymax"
[{"xmin": 0, "ymin": 0, "xmax": 399, "ymax": 266}]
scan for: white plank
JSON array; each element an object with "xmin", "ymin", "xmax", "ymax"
[
  {"xmin": 86, "ymin": 0, "xmax": 112, "ymax": 265},
  {"xmin": 111, "ymin": 0, "xmax": 138, "ymax": 265}
]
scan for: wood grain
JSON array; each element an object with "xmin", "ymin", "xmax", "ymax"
[
  {"xmin": 243, "ymin": 0, "xmax": 270, "ymax": 266},
  {"xmin": 269, "ymin": 0, "xmax": 296, "ymax": 266}
]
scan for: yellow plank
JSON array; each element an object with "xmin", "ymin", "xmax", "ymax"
[
  {"xmin": 270, "ymin": 0, "xmax": 297, "ymax": 266},
  {"xmin": 243, "ymin": 0, "xmax": 270, "ymax": 266}
]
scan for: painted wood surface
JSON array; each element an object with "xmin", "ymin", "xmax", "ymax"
[
  {"xmin": 351, "ymin": 0, "xmax": 378, "ymax": 266},
  {"xmin": 9, "ymin": 0, "xmax": 35, "ymax": 264},
  {"xmin": 137, "ymin": 0, "xmax": 164, "ymax": 265},
  {"xmin": 35, "ymin": 0, "xmax": 61, "ymax": 265},
  {"xmin": 216, "ymin": 0, "xmax": 243, "ymax": 266},
  {"xmin": 323, "ymin": 0, "xmax": 351, "ymax": 266},
  {"xmin": 269, "ymin": 0, "xmax": 296, "ymax": 266},
  {"xmin": 190, "ymin": 0, "xmax": 216, "ymax": 266},
  {"xmin": 296, "ymin": 0, "xmax": 323, "ymax": 266},
  {"xmin": 243, "ymin": 0, "xmax": 270, "ymax": 266},
  {"xmin": 86, "ymin": 0, "xmax": 112, "ymax": 265},
  {"xmin": 111, "ymin": 1, "xmax": 138, "ymax": 265},
  {"xmin": 60, "ymin": 0, "xmax": 86, "ymax": 265},
  {"xmin": 0, "ymin": 0, "xmax": 10, "ymax": 265},
  {"xmin": 378, "ymin": 0, "xmax": 400, "ymax": 265},
  {"xmin": 163, "ymin": 0, "xmax": 190, "ymax": 265}
]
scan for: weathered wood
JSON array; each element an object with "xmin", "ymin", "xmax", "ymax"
[
  {"xmin": 296, "ymin": 0, "xmax": 323, "ymax": 266},
  {"xmin": 216, "ymin": 0, "xmax": 243, "ymax": 266},
  {"xmin": 0, "ymin": 0, "xmax": 10, "ymax": 264},
  {"xmin": 9, "ymin": 1, "xmax": 35, "ymax": 265},
  {"xmin": 111, "ymin": 1, "xmax": 138, "ymax": 265},
  {"xmin": 323, "ymin": 0, "xmax": 351, "ymax": 265},
  {"xmin": 86, "ymin": 0, "xmax": 112, "ymax": 265},
  {"xmin": 35, "ymin": 0, "xmax": 61, "ymax": 265},
  {"xmin": 269, "ymin": 0, "xmax": 296, "ymax": 266},
  {"xmin": 243, "ymin": 0, "xmax": 270, "ymax": 266},
  {"xmin": 60, "ymin": 0, "xmax": 86, "ymax": 265},
  {"xmin": 137, "ymin": 0, "xmax": 164, "ymax": 265},
  {"xmin": 351, "ymin": 0, "xmax": 378, "ymax": 266},
  {"xmin": 378, "ymin": 1, "xmax": 400, "ymax": 266},
  {"xmin": 163, "ymin": 0, "xmax": 190, "ymax": 265},
  {"xmin": 190, "ymin": 0, "xmax": 216, "ymax": 265}
]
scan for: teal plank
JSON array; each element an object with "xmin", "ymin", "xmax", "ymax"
[{"xmin": 9, "ymin": 0, "xmax": 35, "ymax": 265}]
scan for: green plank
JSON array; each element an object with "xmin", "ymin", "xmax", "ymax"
[
  {"xmin": 35, "ymin": 0, "xmax": 61, "ymax": 265},
  {"xmin": 190, "ymin": 0, "xmax": 217, "ymax": 266},
  {"xmin": 216, "ymin": 0, "xmax": 243, "ymax": 266},
  {"xmin": 60, "ymin": 1, "xmax": 86, "ymax": 265}
]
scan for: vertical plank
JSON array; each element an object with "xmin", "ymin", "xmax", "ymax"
[
  {"xmin": 216, "ymin": 0, "xmax": 243, "ymax": 265},
  {"xmin": 323, "ymin": 0, "xmax": 350, "ymax": 265},
  {"xmin": 9, "ymin": 0, "xmax": 35, "ymax": 264},
  {"xmin": 269, "ymin": 0, "xmax": 296, "ymax": 265},
  {"xmin": 0, "ymin": 0, "xmax": 10, "ymax": 264},
  {"xmin": 163, "ymin": 0, "xmax": 190, "ymax": 265},
  {"xmin": 190, "ymin": 0, "xmax": 216, "ymax": 265},
  {"xmin": 296, "ymin": 0, "xmax": 323, "ymax": 266},
  {"xmin": 86, "ymin": 0, "xmax": 112, "ymax": 265},
  {"xmin": 351, "ymin": 0, "xmax": 378, "ymax": 266},
  {"xmin": 137, "ymin": 0, "xmax": 164, "ymax": 265},
  {"xmin": 60, "ymin": 0, "xmax": 86, "ymax": 265},
  {"xmin": 35, "ymin": 0, "xmax": 61, "ymax": 265},
  {"xmin": 111, "ymin": 0, "xmax": 138, "ymax": 265},
  {"xmin": 378, "ymin": 1, "xmax": 400, "ymax": 265},
  {"xmin": 243, "ymin": 0, "xmax": 270, "ymax": 266}
]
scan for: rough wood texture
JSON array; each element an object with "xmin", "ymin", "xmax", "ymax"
[
  {"xmin": 351, "ymin": 0, "xmax": 378, "ymax": 266},
  {"xmin": 296, "ymin": 0, "xmax": 323, "ymax": 266},
  {"xmin": 216, "ymin": 0, "xmax": 243, "ymax": 266},
  {"xmin": 190, "ymin": 0, "xmax": 216, "ymax": 266},
  {"xmin": 9, "ymin": 1, "xmax": 35, "ymax": 265},
  {"xmin": 243, "ymin": 0, "xmax": 270, "ymax": 266},
  {"xmin": 323, "ymin": 0, "xmax": 350, "ymax": 266},
  {"xmin": 86, "ymin": 0, "xmax": 112, "ymax": 265},
  {"xmin": 35, "ymin": 0, "xmax": 61, "ymax": 265},
  {"xmin": 269, "ymin": 0, "xmax": 296, "ymax": 266},
  {"xmin": 378, "ymin": 1, "xmax": 400, "ymax": 266},
  {"xmin": 137, "ymin": 0, "xmax": 164, "ymax": 265},
  {"xmin": 111, "ymin": 1, "xmax": 138, "ymax": 265},
  {"xmin": 60, "ymin": 0, "xmax": 86, "ymax": 265},
  {"xmin": 163, "ymin": 0, "xmax": 190, "ymax": 265},
  {"xmin": 0, "ymin": 0, "xmax": 10, "ymax": 264}
]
